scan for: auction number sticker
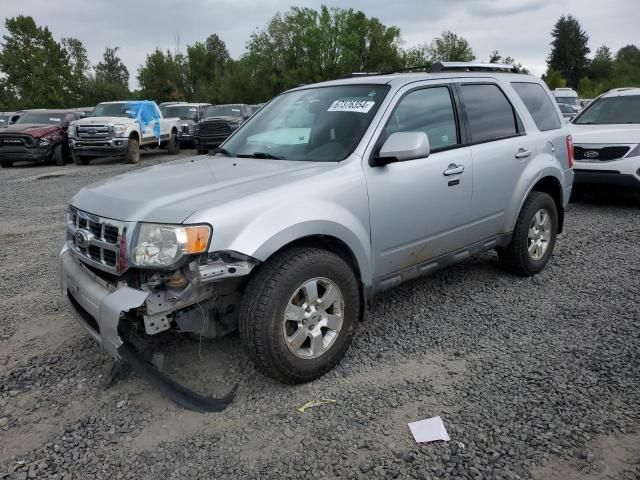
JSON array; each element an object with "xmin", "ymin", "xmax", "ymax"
[{"xmin": 328, "ymin": 99, "xmax": 375, "ymax": 113}]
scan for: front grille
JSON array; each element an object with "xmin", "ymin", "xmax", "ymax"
[
  {"xmin": 0, "ymin": 135, "xmax": 33, "ymax": 146},
  {"xmin": 574, "ymin": 146, "xmax": 630, "ymax": 161},
  {"xmin": 67, "ymin": 206, "xmax": 126, "ymax": 275},
  {"xmin": 76, "ymin": 125, "xmax": 111, "ymax": 141},
  {"xmin": 199, "ymin": 120, "xmax": 232, "ymax": 136}
]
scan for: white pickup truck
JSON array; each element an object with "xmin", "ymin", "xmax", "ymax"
[{"xmin": 68, "ymin": 100, "xmax": 181, "ymax": 164}]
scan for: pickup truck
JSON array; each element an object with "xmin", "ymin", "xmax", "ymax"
[
  {"xmin": 0, "ymin": 109, "xmax": 84, "ymax": 167},
  {"xmin": 68, "ymin": 100, "xmax": 181, "ymax": 165}
]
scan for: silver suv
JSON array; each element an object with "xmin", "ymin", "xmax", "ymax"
[{"xmin": 60, "ymin": 63, "xmax": 573, "ymax": 407}]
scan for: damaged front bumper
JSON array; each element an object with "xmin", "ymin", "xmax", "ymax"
[{"xmin": 60, "ymin": 244, "xmax": 241, "ymax": 411}]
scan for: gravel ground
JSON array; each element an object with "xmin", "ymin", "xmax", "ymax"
[{"xmin": 1, "ymin": 154, "xmax": 639, "ymax": 480}]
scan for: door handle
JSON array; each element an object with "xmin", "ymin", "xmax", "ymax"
[
  {"xmin": 515, "ymin": 148, "xmax": 531, "ymax": 159},
  {"xmin": 443, "ymin": 164, "xmax": 464, "ymax": 176}
]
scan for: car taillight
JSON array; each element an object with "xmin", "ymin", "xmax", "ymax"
[{"xmin": 566, "ymin": 135, "xmax": 574, "ymax": 169}]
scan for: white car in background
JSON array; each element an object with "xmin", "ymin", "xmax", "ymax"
[
  {"xmin": 553, "ymin": 88, "xmax": 581, "ymax": 113},
  {"xmin": 570, "ymin": 88, "xmax": 640, "ymax": 189}
]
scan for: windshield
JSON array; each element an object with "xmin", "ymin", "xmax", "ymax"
[
  {"xmin": 555, "ymin": 96, "xmax": 580, "ymax": 107},
  {"xmin": 221, "ymin": 84, "xmax": 389, "ymax": 162},
  {"xmin": 204, "ymin": 105, "xmax": 244, "ymax": 118},
  {"xmin": 16, "ymin": 112, "xmax": 65, "ymax": 124},
  {"xmin": 90, "ymin": 103, "xmax": 132, "ymax": 118},
  {"xmin": 558, "ymin": 104, "xmax": 574, "ymax": 113},
  {"xmin": 165, "ymin": 105, "xmax": 200, "ymax": 120},
  {"xmin": 574, "ymin": 95, "xmax": 640, "ymax": 125}
]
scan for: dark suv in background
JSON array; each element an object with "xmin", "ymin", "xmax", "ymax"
[
  {"xmin": 0, "ymin": 110, "xmax": 85, "ymax": 167},
  {"xmin": 193, "ymin": 104, "xmax": 252, "ymax": 154},
  {"xmin": 163, "ymin": 103, "xmax": 211, "ymax": 147}
]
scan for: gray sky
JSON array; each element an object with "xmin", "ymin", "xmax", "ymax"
[{"xmin": 1, "ymin": 0, "xmax": 638, "ymax": 89}]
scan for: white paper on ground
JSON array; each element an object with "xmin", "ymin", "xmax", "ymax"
[{"xmin": 408, "ymin": 416, "xmax": 450, "ymax": 443}]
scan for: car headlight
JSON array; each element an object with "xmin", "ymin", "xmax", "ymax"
[
  {"xmin": 68, "ymin": 125, "xmax": 76, "ymax": 138},
  {"xmin": 37, "ymin": 137, "xmax": 51, "ymax": 146},
  {"xmin": 131, "ymin": 223, "xmax": 211, "ymax": 268},
  {"xmin": 112, "ymin": 124, "xmax": 126, "ymax": 136}
]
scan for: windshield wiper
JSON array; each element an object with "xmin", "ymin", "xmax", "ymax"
[
  {"xmin": 214, "ymin": 147, "xmax": 233, "ymax": 156},
  {"xmin": 236, "ymin": 152, "xmax": 285, "ymax": 160}
]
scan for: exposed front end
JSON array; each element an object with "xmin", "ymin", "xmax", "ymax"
[
  {"xmin": 61, "ymin": 206, "xmax": 257, "ymax": 357},
  {"xmin": 0, "ymin": 134, "xmax": 54, "ymax": 163}
]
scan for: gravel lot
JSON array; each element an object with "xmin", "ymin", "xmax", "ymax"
[{"xmin": 1, "ymin": 152, "xmax": 639, "ymax": 480}]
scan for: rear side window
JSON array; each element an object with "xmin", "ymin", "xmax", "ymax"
[
  {"xmin": 511, "ymin": 82, "xmax": 561, "ymax": 131},
  {"xmin": 383, "ymin": 86, "xmax": 459, "ymax": 151},
  {"xmin": 461, "ymin": 84, "xmax": 518, "ymax": 143}
]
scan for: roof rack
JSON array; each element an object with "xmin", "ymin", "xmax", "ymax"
[{"xmin": 429, "ymin": 61, "xmax": 520, "ymax": 74}]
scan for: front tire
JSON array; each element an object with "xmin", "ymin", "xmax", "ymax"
[
  {"xmin": 238, "ymin": 247, "xmax": 360, "ymax": 384},
  {"xmin": 167, "ymin": 131, "xmax": 180, "ymax": 155},
  {"xmin": 124, "ymin": 138, "xmax": 140, "ymax": 164},
  {"xmin": 498, "ymin": 191, "xmax": 558, "ymax": 276},
  {"xmin": 53, "ymin": 144, "xmax": 66, "ymax": 166}
]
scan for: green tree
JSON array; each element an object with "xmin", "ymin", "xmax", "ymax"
[
  {"xmin": 0, "ymin": 16, "xmax": 73, "ymax": 108},
  {"xmin": 488, "ymin": 50, "xmax": 530, "ymax": 74},
  {"xmin": 90, "ymin": 47, "xmax": 130, "ymax": 103},
  {"xmin": 547, "ymin": 15, "xmax": 590, "ymax": 88},
  {"xmin": 589, "ymin": 45, "xmax": 614, "ymax": 82},
  {"xmin": 185, "ymin": 34, "xmax": 230, "ymax": 102},
  {"xmin": 543, "ymin": 69, "xmax": 567, "ymax": 90},
  {"xmin": 137, "ymin": 48, "xmax": 187, "ymax": 102},
  {"xmin": 426, "ymin": 31, "xmax": 475, "ymax": 62},
  {"xmin": 61, "ymin": 37, "xmax": 90, "ymax": 105},
  {"xmin": 241, "ymin": 6, "xmax": 404, "ymax": 100}
]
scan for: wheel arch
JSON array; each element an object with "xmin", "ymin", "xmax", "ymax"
[
  {"xmin": 129, "ymin": 130, "xmax": 140, "ymax": 142},
  {"xmin": 530, "ymin": 176, "xmax": 564, "ymax": 233}
]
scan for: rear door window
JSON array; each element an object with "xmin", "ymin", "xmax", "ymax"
[
  {"xmin": 460, "ymin": 84, "xmax": 519, "ymax": 143},
  {"xmin": 511, "ymin": 82, "xmax": 561, "ymax": 131}
]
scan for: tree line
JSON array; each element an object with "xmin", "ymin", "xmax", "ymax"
[
  {"xmin": 1, "ymin": 7, "xmax": 638, "ymax": 110},
  {"xmin": 544, "ymin": 14, "xmax": 640, "ymax": 97}
]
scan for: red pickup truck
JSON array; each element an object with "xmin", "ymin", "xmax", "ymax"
[{"xmin": 0, "ymin": 110, "xmax": 85, "ymax": 168}]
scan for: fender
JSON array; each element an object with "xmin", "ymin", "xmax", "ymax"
[{"xmin": 225, "ymin": 201, "xmax": 373, "ymax": 287}]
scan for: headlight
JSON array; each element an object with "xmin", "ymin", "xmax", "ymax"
[
  {"xmin": 131, "ymin": 223, "xmax": 211, "ymax": 268},
  {"xmin": 37, "ymin": 137, "xmax": 51, "ymax": 146},
  {"xmin": 628, "ymin": 144, "xmax": 640, "ymax": 157},
  {"xmin": 112, "ymin": 124, "xmax": 126, "ymax": 136},
  {"xmin": 68, "ymin": 125, "xmax": 76, "ymax": 138}
]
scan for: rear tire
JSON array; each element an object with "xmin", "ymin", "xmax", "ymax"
[
  {"xmin": 238, "ymin": 247, "xmax": 360, "ymax": 384},
  {"xmin": 71, "ymin": 152, "xmax": 89, "ymax": 165},
  {"xmin": 124, "ymin": 138, "xmax": 140, "ymax": 164},
  {"xmin": 498, "ymin": 191, "xmax": 558, "ymax": 276},
  {"xmin": 53, "ymin": 144, "xmax": 66, "ymax": 166},
  {"xmin": 0, "ymin": 160, "xmax": 12, "ymax": 168},
  {"xmin": 167, "ymin": 131, "xmax": 180, "ymax": 155}
]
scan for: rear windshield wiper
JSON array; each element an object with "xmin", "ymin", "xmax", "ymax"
[{"xmin": 236, "ymin": 152, "xmax": 285, "ymax": 160}]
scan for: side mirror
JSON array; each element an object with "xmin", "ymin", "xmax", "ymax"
[{"xmin": 372, "ymin": 131, "xmax": 430, "ymax": 167}]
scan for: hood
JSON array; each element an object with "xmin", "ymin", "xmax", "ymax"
[
  {"xmin": 200, "ymin": 116, "xmax": 242, "ymax": 124},
  {"xmin": 74, "ymin": 116, "xmax": 132, "ymax": 125},
  {"xmin": 570, "ymin": 123, "xmax": 640, "ymax": 144},
  {"xmin": 1, "ymin": 123, "xmax": 61, "ymax": 137},
  {"xmin": 71, "ymin": 156, "xmax": 337, "ymax": 223}
]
